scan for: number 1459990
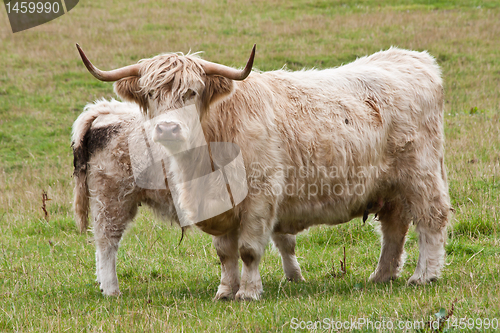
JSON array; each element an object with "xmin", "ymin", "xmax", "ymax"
[
  {"xmin": 6, "ymin": 2, "xmax": 60, "ymax": 14},
  {"xmin": 445, "ymin": 317, "xmax": 498, "ymax": 330}
]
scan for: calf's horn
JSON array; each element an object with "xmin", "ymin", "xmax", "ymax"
[
  {"xmin": 201, "ymin": 44, "xmax": 255, "ymax": 81},
  {"xmin": 76, "ymin": 44, "xmax": 140, "ymax": 82}
]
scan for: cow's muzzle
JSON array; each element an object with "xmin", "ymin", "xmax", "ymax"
[{"xmin": 154, "ymin": 122, "xmax": 182, "ymax": 142}]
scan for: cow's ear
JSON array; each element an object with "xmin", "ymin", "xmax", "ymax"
[
  {"xmin": 200, "ymin": 76, "xmax": 234, "ymax": 112},
  {"xmin": 114, "ymin": 77, "xmax": 148, "ymax": 112}
]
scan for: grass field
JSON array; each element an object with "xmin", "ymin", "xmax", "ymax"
[{"xmin": 1, "ymin": 0, "xmax": 500, "ymax": 331}]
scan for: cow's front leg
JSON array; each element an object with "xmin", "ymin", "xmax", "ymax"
[
  {"xmin": 235, "ymin": 205, "xmax": 275, "ymax": 301},
  {"xmin": 236, "ymin": 243, "xmax": 267, "ymax": 301},
  {"xmin": 213, "ymin": 229, "xmax": 240, "ymax": 300},
  {"xmin": 271, "ymin": 233, "xmax": 305, "ymax": 282}
]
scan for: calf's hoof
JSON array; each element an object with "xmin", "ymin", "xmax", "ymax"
[
  {"xmin": 100, "ymin": 285, "xmax": 121, "ymax": 296},
  {"xmin": 101, "ymin": 289, "xmax": 121, "ymax": 296}
]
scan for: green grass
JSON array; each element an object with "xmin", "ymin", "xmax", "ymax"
[{"xmin": 1, "ymin": 0, "xmax": 500, "ymax": 331}]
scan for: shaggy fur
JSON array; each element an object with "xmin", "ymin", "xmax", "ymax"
[
  {"xmin": 113, "ymin": 47, "xmax": 451, "ymax": 300},
  {"xmin": 72, "ymin": 99, "xmax": 304, "ymax": 296}
]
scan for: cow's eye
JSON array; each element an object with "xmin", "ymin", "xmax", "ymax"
[
  {"xmin": 182, "ymin": 89, "xmax": 196, "ymax": 102},
  {"xmin": 148, "ymin": 90, "xmax": 155, "ymax": 98}
]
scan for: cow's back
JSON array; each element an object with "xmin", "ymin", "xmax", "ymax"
[{"xmin": 222, "ymin": 48, "xmax": 445, "ymax": 231}]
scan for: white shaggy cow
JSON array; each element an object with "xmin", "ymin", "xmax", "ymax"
[
  {"xmin": 72, "ymin": 99, "xmax": 303, "ymax": 296},
  {"xmin": 77, "ymin": 45, "xmax": 451, "ymax": 300}
]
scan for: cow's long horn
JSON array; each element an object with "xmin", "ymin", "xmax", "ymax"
[
  {"xmin": 76, "ymin": 44, "xmax": 140, "ymax": 82},
  {"xmin": 201, "ymin": 44, "xmax": 255, "ymax": 81}
]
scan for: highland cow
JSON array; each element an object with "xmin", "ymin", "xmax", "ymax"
[{"xmin": 77, "ymin": 45, "xmax": 451, "ymax": 300}]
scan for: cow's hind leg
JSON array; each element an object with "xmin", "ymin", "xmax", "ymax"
[
  {"xmin": 369, "ymin": 198, "xmax": 411, "ymax": 282},
  {"xmin": 406, "ymin": 166, "xmax": 450, "ymax": 284},
  {"xmin": 271, "ymin": 233, "xmax": 305, "ymax": 282},
  {"xmin": 213, "ymin": 229, "xmax": 240, "ymax": 300},
  {"xmin": 408, "ymin": 191, "xmax": 450, "ymax": 284},
  {"xmin": 93, "ymin": 196, "xmax": 137, "ymax": 296},
  {"xmin": 408, "ymin": 222, "xmax": 447, "ymax": 284}
]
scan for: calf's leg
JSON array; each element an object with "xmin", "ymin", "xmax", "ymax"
[
  {"xmin": 92, "ymin": 196, "xmax": 137, "ymax": 296},
  {"xmin": 94, "ymin": 232, "xmax": 121, "ymax": 296}
]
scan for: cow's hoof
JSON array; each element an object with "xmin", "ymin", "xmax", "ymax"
[
  {"xmin": 287, "ymin": 275, "xmax": 306, "ymax": 283},
  {"xmin": 408, "ymin": 275, "xmax": 424, "ymax": 285},
  {"xmin": 408, "ymin": 274, "xmax": 437, "ymax": 285},
  {"xmin": 235, "ymin": 289, "xmax": 261, "ymax": 301},
  {"xmin": 214, "ymin": 284, "xmax": 238, "ymax": 301},
  {"xmin": 214, "ymin": 290, "xmax": 235, "ymax": 301},
  {"xmin": 369, "ymin": 271, "xmax": 396, "ymax": 283}
]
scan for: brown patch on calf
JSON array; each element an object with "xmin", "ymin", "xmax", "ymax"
[{"xmin": 73, "ymin": 125, "xmax": 121, "ymax": 176}]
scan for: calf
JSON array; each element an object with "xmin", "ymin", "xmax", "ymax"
[{"xmin": 72, "ymin": 99, "xmax": 304, "ymax": 296}]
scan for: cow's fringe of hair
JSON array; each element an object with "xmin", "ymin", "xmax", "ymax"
[{"xmin": 138, "ymin": 52, "xmax": 205, "ymax": 101}]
